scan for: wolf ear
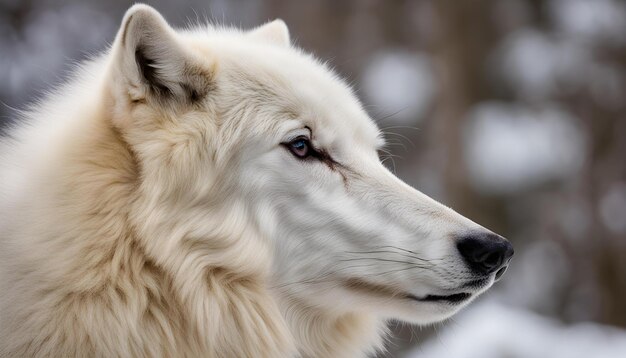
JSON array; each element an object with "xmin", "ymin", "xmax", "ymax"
[
  {"xmin": 249, "ymin": 19, "xmax": 290, "ymax": 47},
  {"xmin": 113, "ymin": 4, "xmax": 213, "ymax": 105}
]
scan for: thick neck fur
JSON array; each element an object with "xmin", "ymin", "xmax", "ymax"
[
  {"xmin": 0, "ymin": 59, "xmax": 386, "ymax": 357},
  {"xmin": 279, "ymin": 297, "xmax": 388, "ymax": 357}
]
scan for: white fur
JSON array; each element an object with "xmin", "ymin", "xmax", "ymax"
[{"xmin": 0, "ymin": 5, "xmax": 499, "ymax": 357}]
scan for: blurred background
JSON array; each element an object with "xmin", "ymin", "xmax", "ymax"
[{"xmin": 1, "ymin": 0, "xmax": 625, "ymax": 357}]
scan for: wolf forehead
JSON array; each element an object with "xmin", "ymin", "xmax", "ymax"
[{"xmin": 116, "ymin": 6, "xmax": 381, "ymax": 146}]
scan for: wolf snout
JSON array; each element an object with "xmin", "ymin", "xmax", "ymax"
[{"xmin": 456, "ymin": 232, "xmax": 514, "ymax": 278}]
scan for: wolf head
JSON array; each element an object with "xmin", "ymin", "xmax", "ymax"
[{"xmin": 108, "ymin": 5, "xmax": 513, "ymax": 327}]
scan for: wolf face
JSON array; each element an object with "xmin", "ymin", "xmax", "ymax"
[{"xmin": 110, "ymin": 4, "xmax": 513, "ymax": 332}]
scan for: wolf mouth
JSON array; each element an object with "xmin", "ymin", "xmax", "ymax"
[
  {"xmin": 407, "ymin": 292, "xmax": 472, "ymax": 304},
  {"xmin": 343, "ymin": 278, "xmax": 475, "ymax": 305}
]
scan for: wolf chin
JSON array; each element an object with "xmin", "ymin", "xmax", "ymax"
[{"xmin": 0, "ymin": 4, "xmax": 513, "ymax": 357}]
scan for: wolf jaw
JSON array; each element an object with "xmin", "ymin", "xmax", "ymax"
[{"xmin": 0, "ymin": 4, "xmax": 512, "ymax": 357}]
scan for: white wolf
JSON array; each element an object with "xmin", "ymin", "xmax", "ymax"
[{"xmin": 0, "ymin": 4, "xmax": 513, "ymax": 357}]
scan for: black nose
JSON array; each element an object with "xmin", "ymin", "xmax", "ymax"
[{"xmin": 456, "ymin": 232, "xmax": 514, "ymax": 276}]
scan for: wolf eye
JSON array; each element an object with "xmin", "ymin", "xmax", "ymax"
[{"xmin": 286, "ymin": 137, "xmax": 311, "ymax": 158}]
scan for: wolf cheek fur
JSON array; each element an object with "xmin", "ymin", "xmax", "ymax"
[{"xmin": 0, "ymin": 4, "xmax": 511, "ymax": 357}]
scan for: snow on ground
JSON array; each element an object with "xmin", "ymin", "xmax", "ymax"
[{"xmin": 404, "ymin": 299, "xmax": 626, "ymax": 358}]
